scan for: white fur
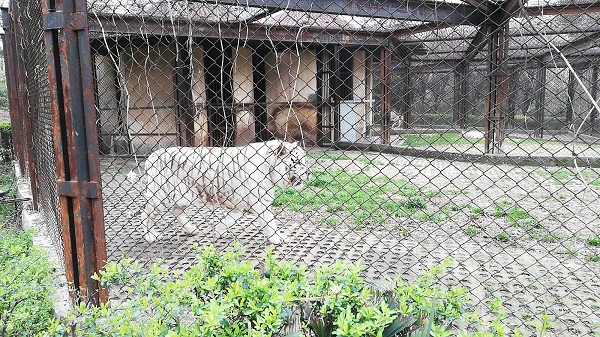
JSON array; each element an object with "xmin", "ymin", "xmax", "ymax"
[
  {"xmin": 139, "ymin": 140, "xmax": 309, "ymax": 245},
  {"xmin": 463, "ymin": 130, "xmax": 485, "ymax": 139}
]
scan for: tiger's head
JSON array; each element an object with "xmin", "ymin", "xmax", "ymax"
[{"xmin": 267, "ymin": 140, "xmax": 310, "ymax": 188}]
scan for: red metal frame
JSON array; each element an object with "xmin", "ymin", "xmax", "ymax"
[
  {"xmin": 42, "ymin": 0, "xmax": 107, "ymax": 304},
  {"xmin": 1, "ymin": 8, "xmax": 26, "ymax": 174}
]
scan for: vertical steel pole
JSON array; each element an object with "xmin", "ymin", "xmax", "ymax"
[
  {"xmin": 172, "ymin": 37, "xmax": 195, "ymax": 147},
  {"xmin": 506, "ymin": 65, "xmax": 518, "ymax": 130},
  {"xmin": 397, "ymin": 54, "xmax": 411, "ymax": 130},
  {"xmin": 533, "ymin": 61, "xmax": 546, "ymax": 138},
  {"xmin": 566, "ymin": 68, "xmax": 576, "ymax": 128},
  {"xmin": 591, "ymin": 65, "xmax": 598, "ymax": 135},
  {"xmin": 454, "ymin": 62, "xmax": 468, "ymax": 129},
  {"xmin": 42, "ymin": 0, "xmax": 107, "ymax": 304},
  {"xmin": 485, "ymin": 23, "xmax": 508, "ymax": 153},
  {"xmin": 380, "ymin": 44, "xmax": 391, "ymax": 144}
]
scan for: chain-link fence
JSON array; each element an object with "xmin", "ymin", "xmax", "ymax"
[
  {"xmin": 4, "ymin": 0, "xmax": 600, "ymax": 334},
  {"xmin": 2, "ymin": 0, "xmax": 62, "ymax": 265}
]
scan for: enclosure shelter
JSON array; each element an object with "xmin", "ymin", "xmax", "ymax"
[
  {"xmin": 89, "ymin": 2, "xmax": 379, "ymax": 151},
  {"xmin": 3, "ymin": 0, "xmax": 600, "ymax": 334}
]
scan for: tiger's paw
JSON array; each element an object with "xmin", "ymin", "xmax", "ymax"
[
  {"xmin": 267, "ymin": 231, "xmax": 288, "ymax": 245},
  {"xmin": 143, "ymin": 230, "xmax": 162, "ymax": 243},
  {"xmin": 214, "ymin": 224, "xmax": 230, "ymax": 238},
  {"xmin": 183, "ymin": 224, "xmax": 200, "ymax": 236}
]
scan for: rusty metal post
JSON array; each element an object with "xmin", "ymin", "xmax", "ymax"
[
  {"xmin": 453, "ymin": 61, "xmax": 468, "ymax": 129},
  {"xmin": 380, "ymin": 44, "xmax": 391, "ymax": 144},
  {"xmin": 6, "ymin": 3, "xmax": 39, "ymax": 209},
  {"xmin": 506, "ymin": 65, "xmax": 518, "ymax": 130},
  {"xmin": 591, "ymin": 65, "xmax": 599, "ymax": 135},
  {"xmin": 1, "ymin": 8, "xmax": 25, "ymax": 172},
  {"xmin": 566, "ymin": 68, "xmax": 576, "ymax": 128},
  {"xmin": 533, "ymin": 61, "xmax": 546, "ymax": 138},
  {"xmin": 484, "ymin": 23, "xmax": 509, "ymax": 153},
  {"xmin": 172, "ymin": 37, "xmax": 195, "ymax": 147},
  {"xmin": 41, "ymin": 0, "xmax": 107, "ymax": 304},
  {"xmin": 396, "ymin": 53, "xmax": 411, "ymax": 129}
]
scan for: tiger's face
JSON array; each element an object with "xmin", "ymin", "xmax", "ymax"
[
  {"xmin": 286, "ymin": 144, "xmax": 310, "ymax": 187},
  {"xmin": 270, "ymin": 141, "xmax": 310, "ymax": 188}
]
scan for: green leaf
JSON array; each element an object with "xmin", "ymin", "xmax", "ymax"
[{"xmin": 382, "ymin": 316, "xmax": 418, "ymax": 337}]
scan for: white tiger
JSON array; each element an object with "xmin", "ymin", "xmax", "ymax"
[{"xmin": 140, "ymin": 140, "xmax": 310, "ymax": 245}]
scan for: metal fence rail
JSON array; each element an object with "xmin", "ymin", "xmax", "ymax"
[{"xmin": 3, "ymin": 0, "xmax": 600, "ymax": 334}]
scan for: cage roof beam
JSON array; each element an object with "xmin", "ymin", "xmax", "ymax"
[
  {"xmin": 88, "ymin": 14, "xmax": 388, "ymax": 46},
  {"xmin": 464, "ymin": 0, "xmax": 522, "ymax": 61},
  {"xmin": 461, "ymin": 0, "xmax": 492, "ymax": 14},
  {"xmin": 391, "ymin": 22, "xmax": 456, "ymax": 39},
  {"xmin": 541, "ymin": 31, "xmax": 600, "ymax": 63},
  {"xmin": 206, "ymin": 0, "xmax": 487, "ymax": 25},
  {"xmin": 522, "ymin": 3, "xmax": 600, "ymax": 17},
  {"xmin": 240, "ymin": 8, "xmax": 281, "ymax": 24}
]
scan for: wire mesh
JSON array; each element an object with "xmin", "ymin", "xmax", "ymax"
[
  {"xmin": 88, "ymin": 0, "xmax": 600, "ymax": 335},
  {"xmin": 3, "ymin": 0, "xmax": 600, "ymax": 334},
  {"xmin": 4, "ymin": 0, "xmax": 64, "ymax": 267}
]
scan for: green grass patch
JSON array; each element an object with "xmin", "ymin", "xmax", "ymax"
[
  {"xmin": 409, "ymin": 211, "xmax": 447, "ymax": 224},
  {"xmin": 326, "ymin": 217, "xmax": 339, "ymax": 227},
  {"xmin": 411, "ymin": 213, "xmax": 429, "ymax": 222},
  {"xmin": 540, "ymin": 234, "xmax": 563, "ymax": 243},
  {"xmin": 465, "ymin": 226, "xmax": 478, "ymax": 236},
  {"xmin": 492, "ymin": 200, "xmax": 540, "ymax": 229},
  {"xmin": 442, "ymin": 203, "xmax": 468, "ymax": 212},
  {"xmin": 402, "ymin": 132, "xmax": 482, "ymax": 147},
  {"xmin": 274, "ymin": 170, "xmax": 427, "ymax": 226},
  {"xmin": 307, "ymin": 152, "xmax": 350, "ymax": 161},
  {"xmin": 586, "ymin": 236, "xmax": 600, "ymax": 246},
  {"xmin": 470, "ymin": 206, "xmax": 484, "ymax": 215},
  {"xmin": 495, "ymin": 232, "xmax": 510, "ymax": 242},
  {"xmin": 564, "ymin": 247, "xmax": 578, "ymax": 256},
  {"xmin": 551, "ymin": 170, "xmax": 573, "ymax": 184},
  {"xmin": 356, "ymin": 157, "xmax": 385, "ymax": 166},
  {"xmin": 504, "ymin": 138, "xmax": 563, "ymax": 147},
  {"xmin": 587, "ymin": 254, "xmax": 600, "ymax": 262},
  {"xmin": 539, "ymin": 169, "xmax": 600, "ymax": 187},
  {"xmin": 0, "ymin": 173, "xmax": 17, "ymax": 225},
  {"xmin": 0, "ymin": 229, "xmax": 55, "ymax": 336},
  {"xmin": 444, "ymin": 189, "xmax": 463, "ymax": 196}
]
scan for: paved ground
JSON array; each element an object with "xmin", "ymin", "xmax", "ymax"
[{"xmin": 101, "ymin": 144, "xmax": 600, "ymax": 336}]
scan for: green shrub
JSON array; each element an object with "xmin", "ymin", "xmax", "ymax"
[
  {"xmin": 46, "ymin": 245, "xmax": 553, "ymax": 337},
  {"xmin": 0, "ymin": 229, "xmax": 55, "ymax": 336},
  {"xmin": 0, "ymin": 71, "xmax": 7, "ymax": 111},
  {"xmin": 0, "ymin": 122, "xmax": 11, "ymax": 160},
  {"xmin": 49, "ymin": 246, "xmax": 473, "ymax": 337}
]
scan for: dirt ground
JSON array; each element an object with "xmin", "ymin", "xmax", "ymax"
[{"xmin": 101, "ymin": 146, "xmax": 600, "ymax": 336}]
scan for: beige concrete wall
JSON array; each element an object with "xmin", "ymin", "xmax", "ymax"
[
  {"xmin": 118, "ymin": 44, "xmax": 177, "ymax": 153},
  {"xmin": 265, "ymin": 49, "xmax": 318, "ymax": 145},
  {"xmin": 232, "ymin": 47, "xmax": 256, "ymax": 145},
  {"xmin": 191, "ymin": 47, "xmax": 209, "ymax": 146},
  {"xmin": 95, "ymin": 54, "xmax": 120, "ymax": 153},
  {"xmin": 265, "ymin": 49, "xmax": 317, "ymax": 103},
  {"xmin": 98, "ymin": 45, "xmax": 375, "ymax": 149},
  {"xmin": 233, "ymin": 47, "xmax": 254, "ymax": 104},
  {"xmin": 235, "ymin": 108, "xmax": 255, "ymax": 145}
]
